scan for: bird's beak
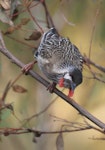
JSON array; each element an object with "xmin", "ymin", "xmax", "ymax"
[
  {"xmin": 68, "ymin": 90, "xmax": 74, "ymax": 97},
  {"xmin": 68, "ymin": 82, "xmax": 76, "ymax": 97}
]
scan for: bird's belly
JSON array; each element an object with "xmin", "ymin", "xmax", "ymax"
[
  {"xmin": 37, "ymin": 58, "xmax": 63, "ymax": 83},
  {"xmin": 37, "ymin": 56, "xmax": 54, "ymax": 79}
]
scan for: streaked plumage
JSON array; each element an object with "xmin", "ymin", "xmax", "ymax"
[{"xmin": 35, "ymin": 28, "xmax": 83, "ymax": 97}]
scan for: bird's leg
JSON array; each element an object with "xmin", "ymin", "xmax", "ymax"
[
  {"xmin": 22, "ymin": 60, "xmax": 37, "ymax": 75},
  {"xmin": 47, "ymin": 82, "xmax": 57, "ymax": 93}
]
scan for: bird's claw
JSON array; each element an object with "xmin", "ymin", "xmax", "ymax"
[
  {"xmin": 47, "ymin": 82, "xmax": 57, "ymax": 93},
  {"xmin": 22, "ymin": 61, "xmax": 37, "ymax": 75}
]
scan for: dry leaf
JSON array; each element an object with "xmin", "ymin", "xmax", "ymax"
[
  {"xmin": 56, "ymin": 133, "xmax": 64, "ymax": 150},
  {"xmin": 0, "ymin": 0, "xmax": 11, "ymax": 10},
  {"xmin": 6, "ymin": 104, "xmax": 14, "ymax": 112},
  {"xmin": 21, "ymin": 18, "xmax": 30, "ymax": 25},
  {"xmin": 25, "ymin": 30, "xmax": 41, "ymax": 41},
  {"xmin": 3, "ymin": 26, "xmax": 16, "ymax": 34},
  {"xmin": 12, "ymin": 84, "xmax": 27, "ymax": 93}
]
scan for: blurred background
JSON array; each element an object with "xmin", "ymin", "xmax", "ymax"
[{"xmin": 0, "ymin": 0, "xmax": 105, "ymax": 150}]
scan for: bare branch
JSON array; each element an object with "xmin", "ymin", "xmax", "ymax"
[
  {"xmin": 84, "ymin": 55, "xmax": 105, "ymax": 73},
  {"xmin": 24, "ymin": 96, "xmax": 58, "ymax": 123},
  {"xmin": 26, "ymin": 1, "xmax": 44, "ymax": 33},
  {"xmin": 88, "ymin": 1, "xmax": 101, "ymax": 59},
  {"xmin": 41, "ymin": 0, "xmax": 55, "ymax": 28},
  {"xmin": 0, "ymin": 125, "xmax": 92, "ymax": 136},
  {"xmin": 1, "ymin": 81, "xmax": 11, "ymax": 102},
  {"xmin": 0, "ymin": 119, "xmax": 104, "ymax": 136}
]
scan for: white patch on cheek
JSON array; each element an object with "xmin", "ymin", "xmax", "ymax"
[
  {"xmin": 64, "ymin": 73, "xmax": 72, "ymax": 80},
  {"xmin": 37, "ymin": 55, "xmax": 49, "ymax": 64}
]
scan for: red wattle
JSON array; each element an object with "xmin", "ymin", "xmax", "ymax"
[{"xmin": 59, "ymin": 78, "xmax": 64, "ymax": 87}]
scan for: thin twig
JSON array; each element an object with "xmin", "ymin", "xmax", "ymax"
[
  {"xmin": 24, "ymin": 96, "xmax": 58, "ymax": 123},
  {"xmin": 88, "ymin": 2, "xmax": 101, "ymax": 59},
  {"xmin": 26, "ymin": 2, "xmax": 44, "ymax": 33},
  {"xmin": 6, "ymin": 34, "xmax": 35, "ymax": 48},
  {"xmin": 84, "ymin": 55, "xmax": 105, "ymax": 73},
  {"xmin": 0, "ymin": 126, "xmax": 92, "ymax": 136},
  {"xmin": 1, "ymin": 81, "xmax": 11, "ymax": 102},
  {"xmin": 0, "ymin": 119, "xmax": 104, "ymax": 136},
  {"xmin": 10, "ymin": 73, "xmax": 23, "ymax": 88},
  {"xmin": 41, "ymin": 0, "xmax": 55, "ymax": 28},
  {"xmin": 84, "ymin": 55, "xmax": 105, "ymax": 83}
]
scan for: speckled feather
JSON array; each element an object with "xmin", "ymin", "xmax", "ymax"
[{"xmin": 35, "ymin": 28, "xmax": 83, "ymax": 90}]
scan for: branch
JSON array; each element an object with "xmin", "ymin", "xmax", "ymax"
[
  {"xmin": 0, "ymin": 32, "xmax": 105, "ymax": 131},
  {"xmin": 84, "ymin": 55, "xmax": 105, "ymax": 73},
  {"xmin": 0, "ymin": 125, "xmax": 92, "ymax": 136},
  {"xmin": 41, "ymin": 0, "xmax": 55, "ymax": 28},
  {"xmin": 88, "ymin": 1, "xmax": 101, "ymax": 59},
  {"xmin": 24, "ymin": 97, "xmax": 57, "ymax": 124},
  {"xmin": 0, "ymin": 120, "xmax": 104, "ymax": 136},
  {"xmin": 0, "ymin": 120, "xmax": 94, "ymax": 136},
  {"xmin": 26, "ymin": 2, "xmax": 44, "ymax": 33}
]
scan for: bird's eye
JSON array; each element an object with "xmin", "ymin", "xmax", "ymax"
[{"xmin": 35, "ymin": 51, "xmax": 38, "ymax": 57}]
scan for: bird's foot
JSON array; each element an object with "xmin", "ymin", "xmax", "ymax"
[
  {"xmin": 47, "ymin": 82, "xmax": 57, "ymax": 93},
  {"xmin": 22, "ymin": 60, "xmax": 37, "ymax": 75}
]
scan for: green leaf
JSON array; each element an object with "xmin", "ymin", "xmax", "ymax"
[{"xmin": 0, "ymin": 109, "xmax": 12, "ymax": 121}]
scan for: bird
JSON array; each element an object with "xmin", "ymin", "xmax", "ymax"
[{"xmin": 35, "ymin": 28, "xmax": 83, "ymax": 97}]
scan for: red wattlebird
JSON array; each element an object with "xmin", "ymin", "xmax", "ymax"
[{"xmin": 35, "ymin": 28, "xmax": 83, "ymax": 97}]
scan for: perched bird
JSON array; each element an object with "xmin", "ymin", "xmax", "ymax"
[{"xmin": 35, "ymin": 28, "xmax": 83, "ymax": 97}]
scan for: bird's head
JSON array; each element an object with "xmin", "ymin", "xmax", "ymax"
[{"xmin": 59, "ymin": 69, "xmax": 82, "ymax": 97}]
